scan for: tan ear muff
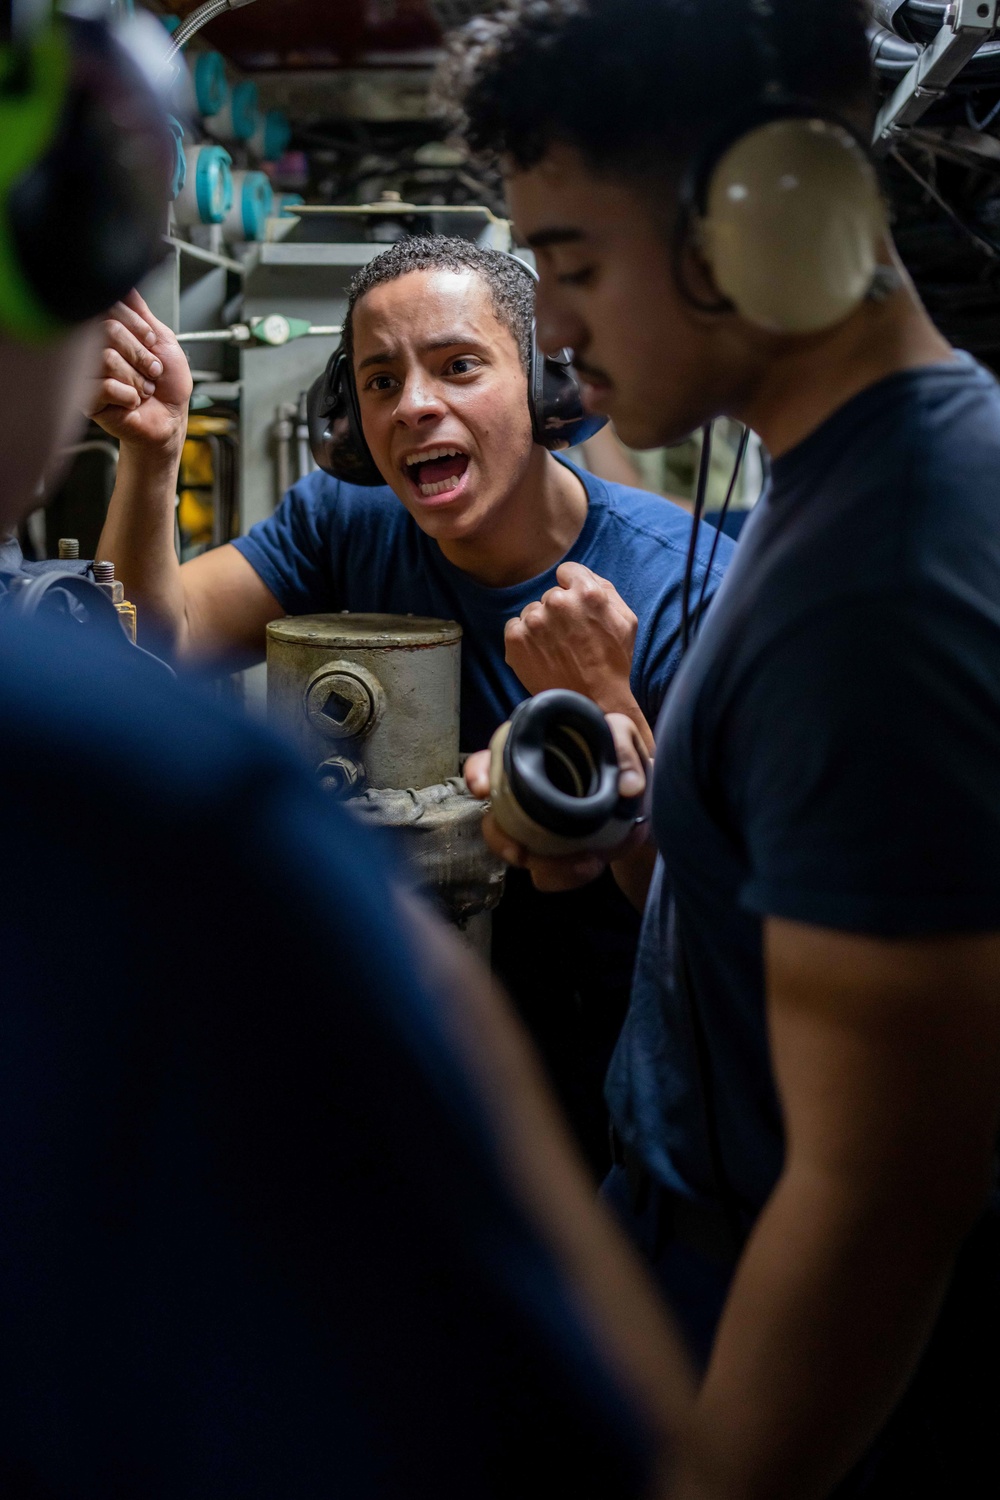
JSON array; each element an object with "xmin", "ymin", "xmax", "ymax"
[{"xmin": 697, "ymin": 117, "xmax": 887, "ymax": 335}]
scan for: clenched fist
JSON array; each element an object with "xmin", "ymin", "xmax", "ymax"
[
  {"xmin": 504, "ymin": 561, "xmax": 652, "ymax": 748},
  {"xmin": 87, "ymin": 289, "xmax": 192, "ymax": 457}
]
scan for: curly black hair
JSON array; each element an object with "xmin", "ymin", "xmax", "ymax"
[
  {"xmin": 438, "ymin": 0, "xmax": 874, "ymax": 178},
  {"xmin": 343, "ymin": 236, "xmax": 535, "ymax": 370}
]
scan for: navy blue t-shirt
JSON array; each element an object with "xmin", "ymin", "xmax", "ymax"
[
  {"xmin": 608, "ymin": 353, "xmax": 1000, "ymax": 1217},
  {"xmin": 233, "ymin": 456, "xmax": 730, "ymax": 753},
  {"xmin": 0, "ymin": 613, "xmax": 652, "ymax": 1497}
]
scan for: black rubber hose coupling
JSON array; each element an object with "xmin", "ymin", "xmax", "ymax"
[{"xmin": 488, "ymin": 689, "xmax": 643, "ymax": 858}]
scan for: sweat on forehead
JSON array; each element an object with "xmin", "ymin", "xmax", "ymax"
[{"xmin": 343, "ymin": 237, "xmax": 534, "ymax": 370}]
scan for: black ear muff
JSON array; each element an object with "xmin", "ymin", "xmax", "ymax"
[
  {"xmin": 509, "ymin": 258, "xmax": 608, "ymax": 450},
  {"xmin": 307, "ymin": 348, "xmax": 385, "ymax": 487},
  {"xmin": 529, "ymin": 336, "xmax": 609, "ymax": 451}
]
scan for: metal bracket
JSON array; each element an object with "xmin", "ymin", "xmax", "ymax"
[{"xmin": 873, "ymin": 0, "xmax": 998, "ymax": 154}]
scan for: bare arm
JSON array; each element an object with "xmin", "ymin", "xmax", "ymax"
[
  {"xmin": 679, "ymin": 919, "xmax": 1000, "ymax": 1500},
  {"xmin": 91, "ymin": 292, "xmax": 283, "ymax": 662},
  {"xmin": 408, "ymin": 900, "xmax": 695, "ymax": 1495}
]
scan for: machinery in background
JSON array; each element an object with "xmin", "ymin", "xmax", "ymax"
[
  {"xmin": 39, "ymin": 1, "xmax": 1000, "ymax": 573},
  {"xmin": 266, "ymin": 613, "xmax": 504, "ymax": 949},
  {"xmin": 871, "ymin": 1, "xmax": 1000, "ymax": 368},
  {"xmin": 178, "ymin": 412, "xmax": 240, "ymax": 558}
]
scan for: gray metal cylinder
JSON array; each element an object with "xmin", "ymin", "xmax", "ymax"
[{"xmin": 266, "ymin": 613, "xmax": 462, "ymax": 789}]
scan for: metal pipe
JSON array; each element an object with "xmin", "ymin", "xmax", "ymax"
[
  {"xmin": 273, "ymin": 402, "xmax": 295, "ymax": 502},
  {"xmin": 178, "ymin": 324, "xmax": 341, "ymax": 344},
  {"xmin": 869, "ymin": 22, "xmax": 1000, "ymax": 83},
  {"xmin": 874, "ymin": 0, "xmax": 1000, "ymax": 149},
  {"xmin": 295, "ymin": 390, "xmax": 313, "ymax": 481}
]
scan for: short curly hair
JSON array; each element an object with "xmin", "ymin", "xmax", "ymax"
[
  {"xmin": 343, "ymin": 236, "xmax": 535, "ymax": 371},
  {"xmin": 438, "ymin": 0, "xmax": 874, "ymax": 179}
]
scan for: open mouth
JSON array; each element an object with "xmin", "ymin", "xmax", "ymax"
[{"xmin": 403, "ymin": 447, "xmax": 470, "ymax": 499}]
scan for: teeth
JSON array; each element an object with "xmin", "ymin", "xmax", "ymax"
[
  {"xmin": 419, "ymin": 478, "xmax": 459, "ymax": 496},
  {"xmin": 405, "ymin": 447, "xmax": 463, "ymax": 467}
]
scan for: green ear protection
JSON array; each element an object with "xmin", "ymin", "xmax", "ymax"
[
  {"xmin": 0, "ymin": 8, "xmax": 173, "ymax": 341},
  {"xmin": 0, "ymin": 21, "xmax": 68, "ymax": 338}
]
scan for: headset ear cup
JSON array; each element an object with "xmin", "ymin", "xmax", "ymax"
[
  {"xmin": 3, "ymin": 17, "xmax": 172, "ymax": 336},
  {"xmin": 699, "ymin": 117, "xmax": 886, "ymax": 335},
  {"xmin": 528, "ymin": 322, "xmax": 609, "ymax": 450},
  {"xmin": 307, "ymin": 348, "xmax": 385, "ymax": 487}
]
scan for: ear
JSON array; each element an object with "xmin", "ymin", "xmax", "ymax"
[{"xmin": 673, "ymin": 208, "xmax": 735, "ymax": 322}]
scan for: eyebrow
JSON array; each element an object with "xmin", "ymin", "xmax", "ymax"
[
  {"xmin": 524, "ymin": 227, "xmax": 585, "ymax": 249},
  {"xmin": 356, "ymin": 334, "xmax": 490, "ymax": 372}
]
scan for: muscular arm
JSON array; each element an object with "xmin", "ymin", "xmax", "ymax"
[
  {"xmin": 91, "ymin": 292, "xmax": 283, "ymax": 662},
  {"xmin": 681, "ymin": 919, "xmax": 1000, "ymax": 1500}
]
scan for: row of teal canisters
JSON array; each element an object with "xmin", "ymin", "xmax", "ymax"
[
  {"xmin": 171, "ymin": 135, "xmax": 303, "ymax": 239},
  {"xmin": 192, "ymin": 52, "xmax": 292, "ymax": 162},
  {"xmin": 158, "ymin": 13, "xmax": 292, "ymax": 162}
]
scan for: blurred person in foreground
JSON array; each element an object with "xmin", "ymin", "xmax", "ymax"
[
  {"xmin": 449, "ymin": 0, "xmax": 1000, "ymax": 1495},
  {"xmin": 0, "ymin": 5, "xmax": 696, "ymax": 1494}
]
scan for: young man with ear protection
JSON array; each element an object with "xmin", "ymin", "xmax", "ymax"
[
  {"xmin": 450, "ymin": 0, "xmax": 1000, "ymax": 1495},
  {"xmin": 0, "ymin": 7, "xmax": 699, "ymax": 1493},
  {"xmin": 90, "ymin": 236, "xmax": 732, "ymax": 1177}
]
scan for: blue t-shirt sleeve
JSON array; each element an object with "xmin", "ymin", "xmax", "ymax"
[
  {"xmin": 724, "ymin": 590, "xmax": 1000, "ymax": 936},
  {"xmin": 232, "ymin": 471, "xmax": 341, "ymax": 614}
]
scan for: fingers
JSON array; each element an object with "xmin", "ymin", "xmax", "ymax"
[
  {"xmin": 517, "ymin": 599, "xmax": 546, "ymax": 629},
  {"xmin": 555, "ymin": 560, "xmax": 596, "ymax": 589},
  {"xmin": 103, "ymin": 346, "xmax": 157, "ymax": 398},
  {"xmin": 464, "ymin": 749, "xmax": 491, "ymax": 800},
  {"xmin": 88, "ymin": 377, "xmax": 141, "ymax": 417},
  {"xmin": 104, "ymin": 313, "xmax": 164, "ymax": 382},
  {"xmin": 480, "ymin": 811, "xmax": 602, "ymax": 891},
  {"xmin": 122, "ymin": 288, "xmax": 175, "ymax": 346},
  {"xmin": 109, "ymin": 297, "xmax": 158, "ymax": 349},
  {"xmin": 553, "ymin": 562, "xmax": 636, "ymax": 623},
  {"xmin": 480, "ymin": 811, "xmax": 529, "ymax": 867},
  {"xmin": 554, "ymin": 561, "xmax": 611, "ymax": 604},
  {"xmin": 606, "ymin": 712, "xmax": 649, "ymax": 798}
]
